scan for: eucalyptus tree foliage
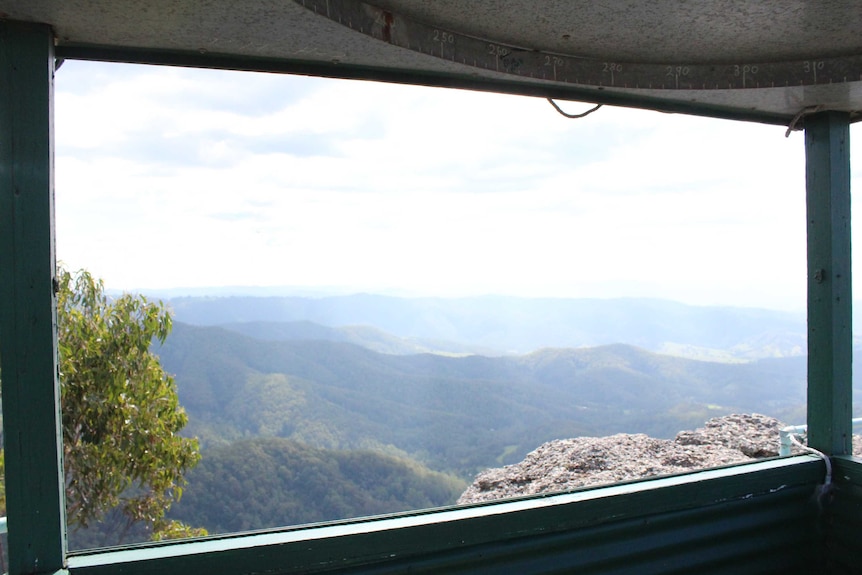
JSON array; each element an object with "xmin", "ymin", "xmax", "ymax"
[{"xmin": 54, "ymin": 266, "xmax": 203, "ymax": 538}]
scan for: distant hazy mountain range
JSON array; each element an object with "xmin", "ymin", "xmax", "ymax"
[{"xmin": 166, "ymin": 295, "xmax": 809, "ymax": 360}]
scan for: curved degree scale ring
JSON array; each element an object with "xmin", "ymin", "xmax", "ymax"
[{"xmin": 295, "ymin": 0, "xmax": 862, "ymax": 91}]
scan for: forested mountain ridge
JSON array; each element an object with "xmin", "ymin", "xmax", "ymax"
[
  {"xmin": 156, "ymin": 322, "xmax": 808, "ymax": 478},
  {"xmin": 166, "ymin": 438, "xmax": 466, "ymax": 534},
  {"xmin": 214, "ymin": 320, "xmax": 499, "ymax": 356}
]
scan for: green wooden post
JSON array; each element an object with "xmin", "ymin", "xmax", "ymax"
[
  {"xmin": 0, "ymin": 21, "xmax": 68, "ymax": 574},
  {"xmin": 805, "ymin": 111, "xmax": 852, "ymax": 456}
]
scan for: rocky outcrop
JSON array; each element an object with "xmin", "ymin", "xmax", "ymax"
[
  {"xmin": 458, "ymin": 414, "xmax": 850, "ymax": 505},
  {"xmin": 674, "ymin": 413, "xmax": 784, "ymax": 458}
]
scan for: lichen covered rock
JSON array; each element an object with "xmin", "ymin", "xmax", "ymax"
[{"xmin": 459, "ymin": 414, "xmax": 791, "ymax": 505}]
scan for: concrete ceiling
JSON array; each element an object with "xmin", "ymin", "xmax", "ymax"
[{"xmin": 2, "ymin": 0, "xmax": 862, "ymax": 125}]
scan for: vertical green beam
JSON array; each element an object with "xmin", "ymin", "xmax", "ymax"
[
  {"xmin": 806, "ymin": 111, "xmax": 852, "ymax": 456},
  {"xmin": 0, "ymin": 21, "xmax": 67, "ymax": 574}
]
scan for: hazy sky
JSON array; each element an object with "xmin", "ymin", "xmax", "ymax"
[{"xmin": 54, "ymin": 60, "xmax": 861, "ymax": 311}]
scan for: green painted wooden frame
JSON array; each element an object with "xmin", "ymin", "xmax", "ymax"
[
  {"xmin": 806, "ymin": 111, "xmax": 853, "ymax": 456},
  {"xmin": 0, "ymin": 20, "xmax": 68, "ymax": 575},
  {"xmin": 1, "ymin": 17, "xmax": 858, "ymax": 575}
]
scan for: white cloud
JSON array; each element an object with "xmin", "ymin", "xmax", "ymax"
[{"xmin": 53, "ymin": 61, "xmax": 849, "ymax": 311}]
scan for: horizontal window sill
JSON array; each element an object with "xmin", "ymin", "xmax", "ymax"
[{"xmin": 68, "ymin": 455, "xmax": 827, "ymax": 575}]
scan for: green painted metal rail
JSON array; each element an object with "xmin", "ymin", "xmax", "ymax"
[{"xmin": 779, "ymin": 419, "xmax": 862, "ymax": 457}]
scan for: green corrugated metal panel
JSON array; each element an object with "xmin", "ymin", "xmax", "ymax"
[
  {"xmin": 358, "ymin": 488, "xmax": 819, "ymax": 575},
  {"xmin": 826, "ymin": 458, "xmax": 862, "ymax": 574},
  {"xmin": 69, "ymin": 457, "xmax": 825, "ymax": 575}
]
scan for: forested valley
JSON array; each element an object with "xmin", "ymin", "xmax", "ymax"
[{"xmin": 71, "ymin": 294, "xmax": 855, "ymax": 547}]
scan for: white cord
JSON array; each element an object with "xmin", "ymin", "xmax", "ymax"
[
  {"xmin": 547, "ymin": 99, "xmax": 603, "ymax": 119},
  {"xmin": 784, "ymin": 105, "xmax": 824, "ymax": 137},
  {"xmin": 788, "ymin": 433, "xmax": 832, "ymax": 486}
]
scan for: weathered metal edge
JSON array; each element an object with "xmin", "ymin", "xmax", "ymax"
[{"xmin": 53, "ymin": 44, "xmax": 811, "ymax": 128}]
